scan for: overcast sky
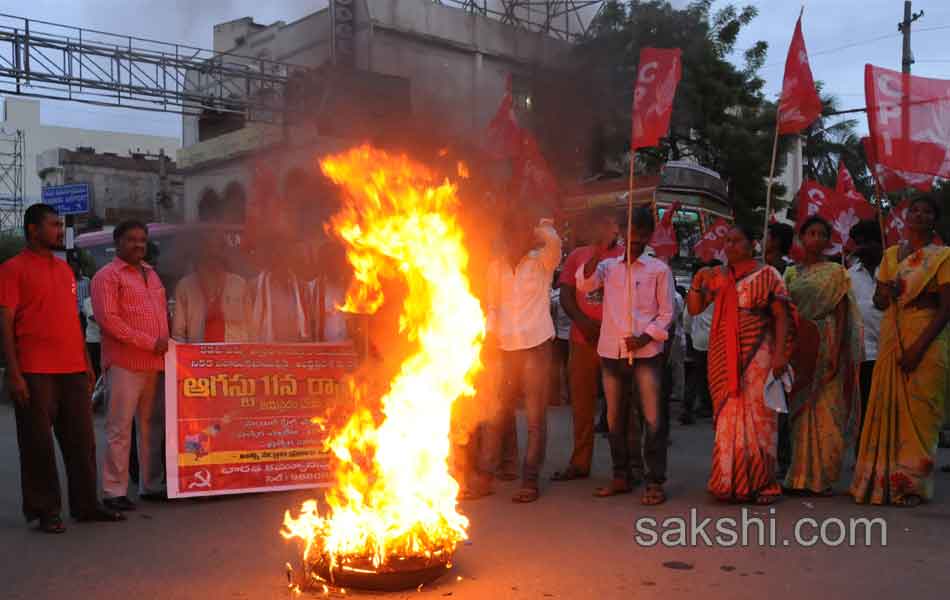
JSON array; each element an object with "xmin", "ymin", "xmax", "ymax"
[{"xmin": 2, "ymin": 0, "xmax": 949, "ymax": 140}]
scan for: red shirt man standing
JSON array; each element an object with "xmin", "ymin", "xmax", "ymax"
[{"xmin": 0, "ymin": 204, "xmax": 124, "ymax": 533}]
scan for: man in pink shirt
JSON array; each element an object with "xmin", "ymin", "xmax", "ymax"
[
  {"xmin": 577, "ymin": 207, "xmax": 674, "ymax": 505},
  {"xmin": 91, "ymin": 221, "xmax": 169, "ymax": 511}
]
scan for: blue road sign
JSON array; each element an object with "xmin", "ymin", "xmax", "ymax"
[{"xmin": 42, "ymin": 184, "xmax": 90, "ymax": 215}]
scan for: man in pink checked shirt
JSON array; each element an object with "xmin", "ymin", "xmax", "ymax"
[
  {"xmin": 91, "ymin": 221, "xmax": 170, "ymax": 512},
  {"xmin": 576, "ymin": 207, "xmax": 674, "ymax": 506}
]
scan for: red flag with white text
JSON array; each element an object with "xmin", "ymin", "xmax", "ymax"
[
  {"xmin": 694, "ymin": 217, "xmax": 731, "ymax": 263},
  {"xmin": 865, "ymin": 64, "xmax": 950, "ymax": 178},
  {"xmin": 778, "ymin": 17, "xmax": 823, "ymax": 135},
  {"xmin": 632, "ymin": 47, "xmax": 683, "ymax": 150},
  {"xmin": 649, "ymin": 202, "xmax": 681, "ymax": 260},
  {"xmin": 861, "ymin": 136, "xmax": 934, "ymax": 193},
  {"xmin": 795, "ymin": 180, "xmax": 876, "ymax": 257}
]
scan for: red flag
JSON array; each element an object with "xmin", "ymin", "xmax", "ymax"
[
  {"xmin": 861, "ymin": 136, "xmax": 934, "ymax": 193},
  {"xmin": 778, "ymin": 16, "xmax": 823, "ymax": 134},
  {"xmin": 795, "ymin": 180, "xmax": 876, "ymax": 257},
  {"xmin": 649, "ymin": 202, "xmax": 681, "ymax": 260},
  {"xmin": 865, "ymin": 64, "xmax": 950, "ymax": 178},
  {"xmin": 484, "ymin": 75, "xmax": 523, "ymax": 160},
  {"xmin": 694, "ymin": 217, "xmax": 731, "ymax": 263},
  {"xmin": 632, "ymin": 48, "xmax": 682, "ymax": 150},
  {"xmin": 514, "ymin": 132, "xmax": 559, "ymax": 203}
]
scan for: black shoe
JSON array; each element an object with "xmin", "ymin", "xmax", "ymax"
[
  {"xmin": 679, "ymin": 413, "xmax": 696, "ymax": 425},
  {"xmin": 38, "ymin": 514, "xmax": 66, "ymax": 534},
  {"xmin": 76, "ymin": 506, "xmax": 126, "ymax": 522},
  {"xmin": 139, "ymin": 491, "xmax": 169, "ymax": 503},
  {"xmin": 103, "ymin": 496, "xmax": 137, "ymax": 512}
]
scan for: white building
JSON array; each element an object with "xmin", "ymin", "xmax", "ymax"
[{"xmin": 0, "ymin": 96, "xmax": 180, "ymax": 209}]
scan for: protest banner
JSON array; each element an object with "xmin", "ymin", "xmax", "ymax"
[{"xmin": 165, "ymin": 341, "xmax": 358, "ymax": 498}]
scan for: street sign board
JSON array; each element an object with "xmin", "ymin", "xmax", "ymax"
[{"xmin": 41, "ymin": 183, "xmax": 90, "ymax": 215}]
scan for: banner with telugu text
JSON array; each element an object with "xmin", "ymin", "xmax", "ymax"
[{"xmin": 165, "ymin": 341, "xmax": 358, "ymax": 498}]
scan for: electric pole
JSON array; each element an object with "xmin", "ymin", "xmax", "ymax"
[{"xmin": 899, "ymin": 1, "xmax": 924, "ymax": 74}]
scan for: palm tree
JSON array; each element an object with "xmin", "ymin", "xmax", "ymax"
[{"xmin": 801, "ymin": 87, "xmax": 872, "ymax": 198}]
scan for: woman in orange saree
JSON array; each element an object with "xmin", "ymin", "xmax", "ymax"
[
  {"xmin": 688, "ymin": 225, "xmax": 792, "ymax": 504},
  {"xmin": 851, "ymin": 195, "xmax": 950, "ymax": 506}
]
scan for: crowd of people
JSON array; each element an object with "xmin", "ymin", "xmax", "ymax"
[
  {"xmin": 0, "ymin": 195, "xmax": 947, "ymax": 533},
  {"xmin": 457, "ymin": 195, "xmax": 949, "ymax": 509},
  {"xmin": 0, "ymin": 204, "xmax": 353, "ymax": 534}
]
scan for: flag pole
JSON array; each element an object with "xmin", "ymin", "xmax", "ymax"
[
  {"xmin": 626, "ymin": 149, "xmax": 636, "ymax": 366},
  {"xmin": 761, "ymin": 114, "xmax": 782, "ymax": 261}
]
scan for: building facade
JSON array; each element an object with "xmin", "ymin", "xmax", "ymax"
[
  {"xmin": 37, "ymin": 147, "xmax": 184, "ymax": 229},
  {"xmin": 178, "ymin": 0, "xmax": 577, "ymax": 228},
  {"xmin": 0, "ymin": 96, "xmax": 180, "ymax": 215}
]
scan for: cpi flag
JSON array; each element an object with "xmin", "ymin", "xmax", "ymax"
[
  {"xmin": 778, "ymin": 16, "xmax": 823, "ymax": 134},
  {"xmin": 796, "ymin": 180, "xmax": 875, "ymax": 257},
  {"xmin": 694, "ymin": 217, "xmax": 731, "ymax": 263},
  {"xmin": 515, "ymin": 131, "xmax": 559, "ymax": 202},
  {"xmin": 631, "ymin": 47, "xmax": 682, "ymax": 150},
  {"xmin": 865, "ymin": 64, "xmax": 950, "ymax": 178},
  {"xmin": 860, "ymin": 135, "xmax": 934, "ymax": 193}
]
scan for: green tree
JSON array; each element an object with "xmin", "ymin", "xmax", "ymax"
[
  {"xmin": 572, "ymin": 0, "xmax": 779, "ymax": 228},
  {"xmin": 801, "ymin": 87, "xmax": 871, "ymax": 199}
]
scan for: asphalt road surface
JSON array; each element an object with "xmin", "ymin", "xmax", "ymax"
[{"xmin": 2, "ymin": 402, "xmax": 949, "ymax": 599}]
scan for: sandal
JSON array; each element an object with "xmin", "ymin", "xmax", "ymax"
[
  {"xmin": 894, "ymin": 494, "xmax": 922, "ymax": 508},
  {"xmin": 38, "ymin": 514, "xmax": 66, "ymax": 534},
  {"xmin": 511, "ymin": 486, "xmax": 540, "ymax": 503},
  {"xmin": 593, "ymin": 478, "xmax": 632, "ymax": 497},
  {"xmin": 551, "ymin": 466, "xmax": 589, "ymax": 482},
  {"xmin": 496, "ymin": 471, "xmax": 519, "ymax": 482},
  {"xmin": 754, "ymin": 493, "xmax": 780, "ymax": 506},
  {"xmin": 640, "ymin": 483, "xmax": 666, "ymax": 506}
]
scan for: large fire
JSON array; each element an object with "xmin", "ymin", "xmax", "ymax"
[{"xmin": 281, "ymin": 146, "xmax": 485, "ymax": 587}]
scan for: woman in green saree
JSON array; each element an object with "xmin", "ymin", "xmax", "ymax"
[
  {"xmin": 784, "ymin": 216, "xmax": 863, "ymax": 495},
  {"xmin": 851, "ymin": 195, "xmax": 950, "ymax": 506}
]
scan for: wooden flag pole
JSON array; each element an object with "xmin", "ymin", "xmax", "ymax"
[
  {"xmin": 761, "ymin": 114, "xmax": 782, "ymax": 261},
  {"xmin": 626, "ymin": 149, "xmax": 636, "ymax": 366}
]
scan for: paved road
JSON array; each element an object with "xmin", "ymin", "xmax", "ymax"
[{"xmin": 2, "ymin": 401, "xmax": 949, "ymax": 599}]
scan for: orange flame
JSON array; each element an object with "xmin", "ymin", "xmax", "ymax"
[{"xmin": 281, "ymin": 146, "xmax": 484, "ymax": 572}]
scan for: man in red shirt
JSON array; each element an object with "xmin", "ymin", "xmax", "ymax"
[
  {"xmin": 0, "ymin": 204, "xmax": 125, "ymax": 533},
  {"xmin": 550, "ymin": 207, "xmax": 624, "ymax": 481},
  {"xmin": 92, "ymin": 220, "xmax": 169, "ymax": 511}
]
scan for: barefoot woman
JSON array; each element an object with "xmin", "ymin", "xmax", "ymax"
[{"xmin": 851, "ymin": 195, "xmax": 950, "ymax": 507}]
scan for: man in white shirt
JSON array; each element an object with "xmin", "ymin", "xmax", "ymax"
[
  {"xmin": 848, "ymin": 221, "xmax": 883, "ymax": 433},
  {"xmin": 475, "ymin": 213, "xmax": 561, "ymax": 503},
  {"xmin": 577, "ymin": 207, "xmax": 674, "ymax": 505}
]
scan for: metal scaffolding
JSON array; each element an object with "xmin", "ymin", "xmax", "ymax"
[
  {"xmin": 0, "ymin": 127, "xmax": 24, "ymax": 233},
  {"xmin": 0, "ymin": 13, "xmax": 302, "ymax": 122},
  {"xmin": 434, "ymin": 1, "xmax": 605, "ymax": 40}
]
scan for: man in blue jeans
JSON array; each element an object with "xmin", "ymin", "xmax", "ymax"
[
  {"xmin": 576, "ymin": 207, "xmax": 674, "ymax": 505},
  {"xmin": 469, "ymin": 212, "xmax": 561, "ymax": 503}
]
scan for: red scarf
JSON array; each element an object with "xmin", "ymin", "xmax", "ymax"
[{"xmin": 711, "ymin": 259, "xmax": 761, "ymax": 398}]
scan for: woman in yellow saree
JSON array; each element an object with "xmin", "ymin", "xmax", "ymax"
[
  {"xmin": 852, "ymin": 195, "xmax": 950, "ymax": 506},
  {"xmin": 784, "ymin": 216, "xmax": 863, "ymax": 495}
]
